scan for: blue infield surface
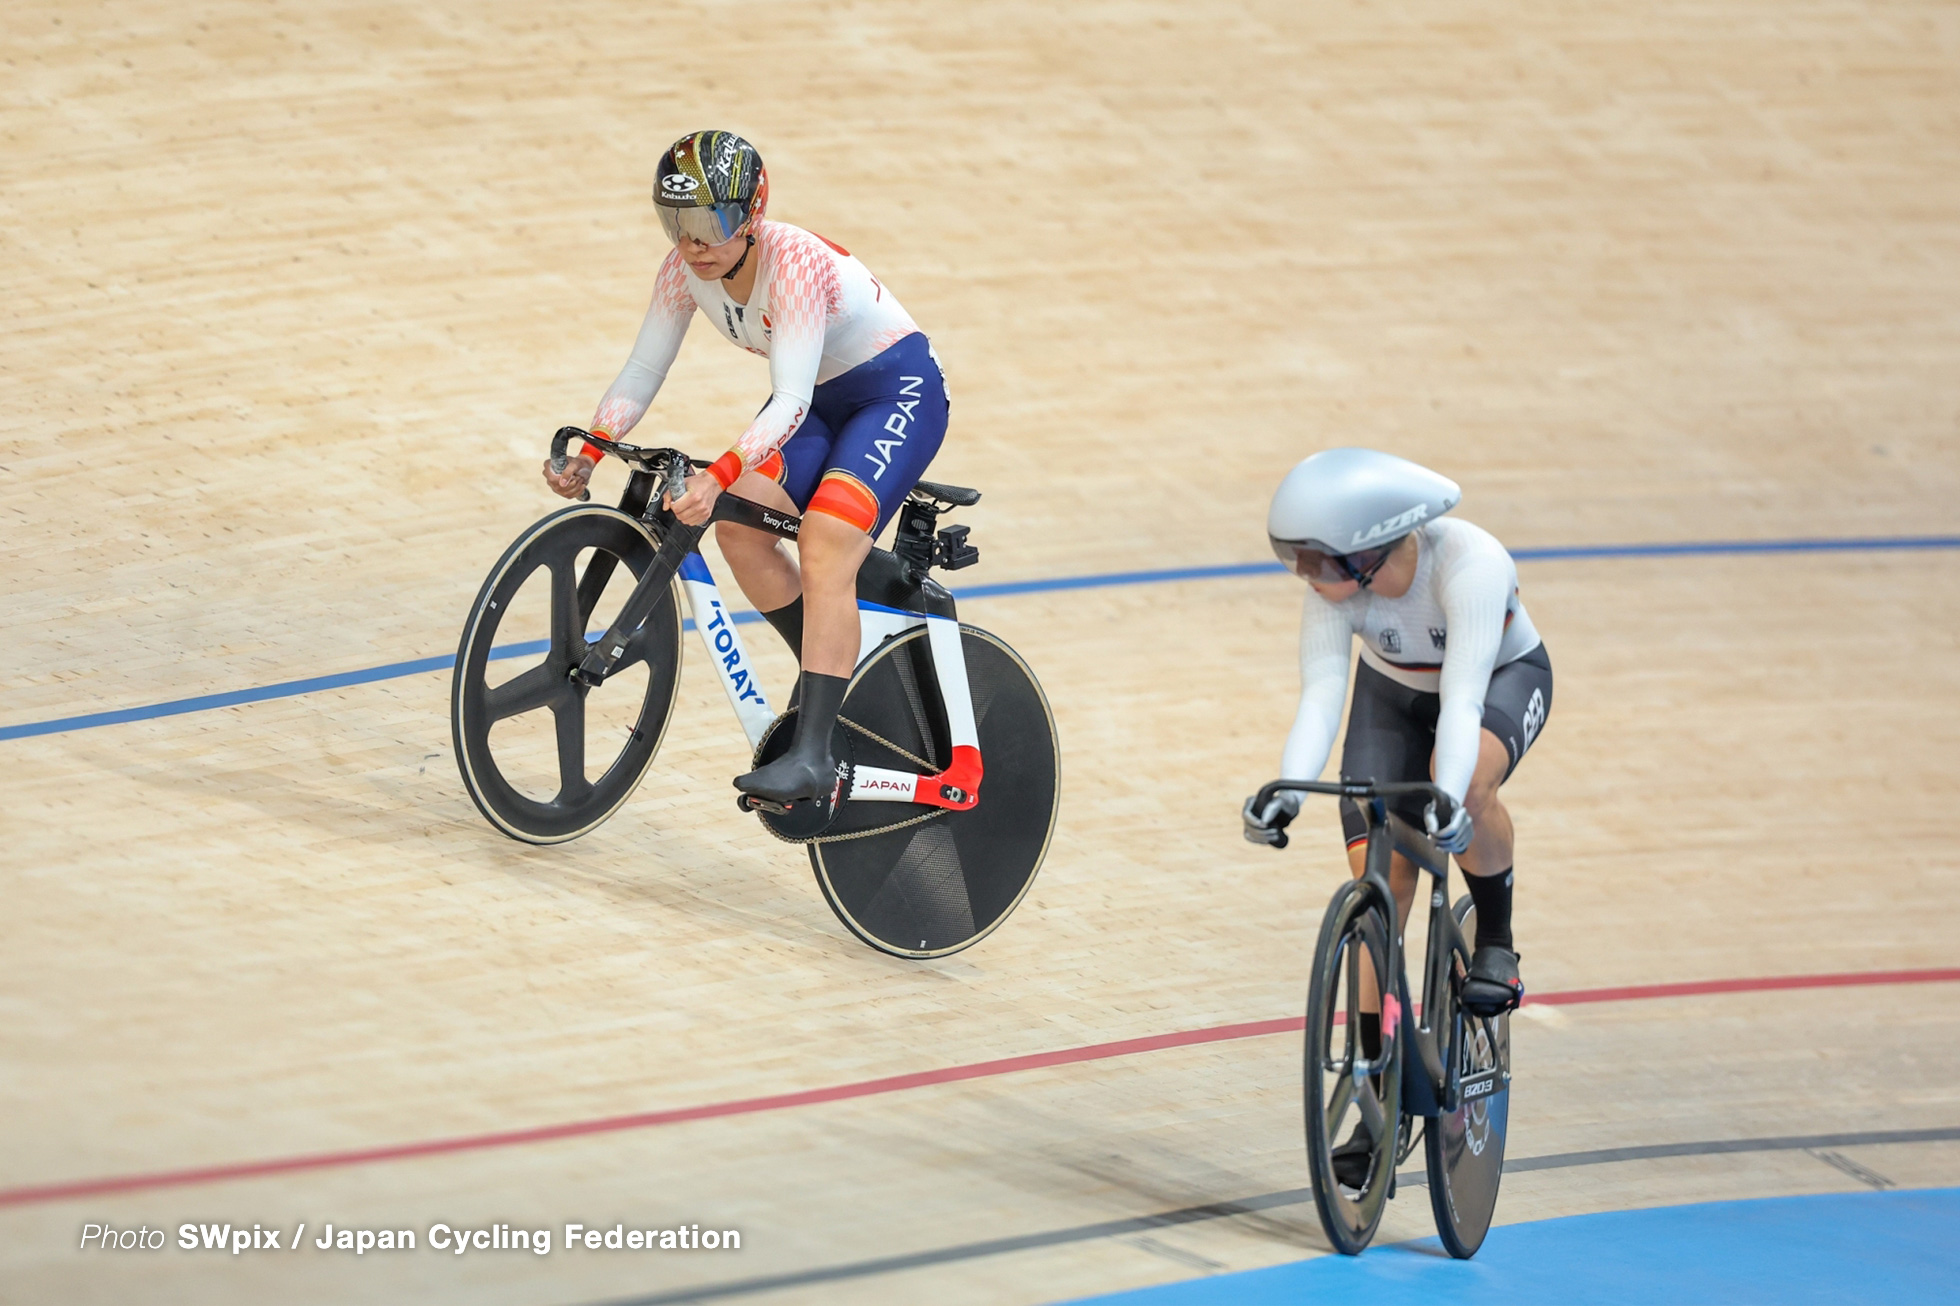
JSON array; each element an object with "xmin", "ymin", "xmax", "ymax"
[{"xmin": 1061, "ymin": 1186, "xmax": 1960, "ymax": 1306}]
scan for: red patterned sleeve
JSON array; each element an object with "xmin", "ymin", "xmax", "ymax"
[{"xmin": 586, "ymin": 251, "xmax": 695, "ymax": 460}]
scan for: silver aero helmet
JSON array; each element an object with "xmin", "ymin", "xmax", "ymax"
[{"xmin": 1267, "ymin": 448, "xmax": 1461, "ymax": 587}]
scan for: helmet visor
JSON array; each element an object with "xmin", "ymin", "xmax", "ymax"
[
  {"xmin": 657, "ymin": 200, "xmax": 752, "ymax": 248},
  {"xmin": 1270, "ymin": 538, "xmax": 1395, "ymax": 585}
]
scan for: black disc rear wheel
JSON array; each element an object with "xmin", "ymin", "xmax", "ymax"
[
  {"xmin": 1424, "ymin": 895, "xmax": 1512, "ymax": 1258},
  {"xmin": 1304, "ymin": 878, "xmax": 1402, "ymax": 1254},
  {"xmin": 759, "ymin": 625, "xmax": 1057, "ymax": 958},
  {"xmin": 452, "ymin": 505, "xmax": 683, "ymax": 843}
]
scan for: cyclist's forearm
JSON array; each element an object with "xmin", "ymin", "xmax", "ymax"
[
  {"xmin": 588, "ymin": 363, "xmax": 661, "ymax": 450},
  {"xmin": 587, "ymin": 264, "xmax": 695, "ymax": 456},
  {"xmin": 1281, "ymin": 644, "xmax": 1349, "ymax": 780}
]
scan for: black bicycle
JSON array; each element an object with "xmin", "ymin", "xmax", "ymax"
[
  {"xmin": 450, "ymin": 428, "xmax": 1059, "ymax": 958},
  {"xmin": 1249, "ymin": 778, "xmax": 1512, "ymax": 1257}
]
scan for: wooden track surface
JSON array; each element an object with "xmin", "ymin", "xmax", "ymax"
[{"xmin": 3, "ymin": 1, "xmax": 1957, "ymax": 1302}]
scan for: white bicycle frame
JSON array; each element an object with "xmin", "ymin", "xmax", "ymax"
[{"xmin": 676, "ymin": 552, "xmax": 981, "ymax": 806}]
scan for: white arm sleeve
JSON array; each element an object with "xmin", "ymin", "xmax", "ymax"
[
  {"xmin": 1280, "ymin": 592, "xmax": 1355, "ymax": 781},
  {"xmin": 1432, "ymin": 539, "xmax": 1517, "ymax": 801},
  {"xmin": 589, "ymin": 252, "xmax": 694, "ymax": 440}
]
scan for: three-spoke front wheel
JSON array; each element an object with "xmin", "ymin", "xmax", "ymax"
[
  {"xmin": 452, "ymin": 505, "xmax": 684, "ymax": 843},
  {"xmin": 1304, "ymin": 877, "xmax": 1403, "ymax": 1254}
]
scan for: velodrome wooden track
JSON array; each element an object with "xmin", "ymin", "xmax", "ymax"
[{"xmin": 4, "ymin": 1, "xmax": 1958, "ymax": 1302}]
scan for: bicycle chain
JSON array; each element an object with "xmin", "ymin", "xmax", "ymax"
[
  {"xmin": 756, "ymin": 802, "xmax": 950, "ymax": 847},
  {"xmin": 838, "ymin": 715, "xmax": 938, "ymax": 774}
]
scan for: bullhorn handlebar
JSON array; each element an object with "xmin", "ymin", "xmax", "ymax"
[{"xmin": 1254, "ymin": 778, "xmax": 1458, "ymax": 827}]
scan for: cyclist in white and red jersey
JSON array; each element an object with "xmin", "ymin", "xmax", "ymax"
[
  {"xmin": 1243, "ymin": 448, "xmax": 1552, "ymax": 1038},
  {"xmin": 544, "ymin": 130, "xmax": 949, "ymax": 807}
]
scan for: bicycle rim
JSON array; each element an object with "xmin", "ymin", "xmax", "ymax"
[{"xmin": 451, "ymin": 505, "xmax": 683, "ymax": 844}]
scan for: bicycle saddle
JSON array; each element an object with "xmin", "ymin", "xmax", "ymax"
[{"xmin": 913, "ymin": 479, "xmax": 980, "ymax": 507}]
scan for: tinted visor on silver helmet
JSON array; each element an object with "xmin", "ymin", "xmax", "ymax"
[{"xmin": 1269, "ymin": 538, "xmax": 1397, "ymax": 586}]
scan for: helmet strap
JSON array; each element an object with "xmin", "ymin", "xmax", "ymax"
[{"xmin": 722, "ymin": 234, "xmax": 756, "ymax": 281}]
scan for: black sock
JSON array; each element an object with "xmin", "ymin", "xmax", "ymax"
[
  {"xmin": 1358, "ymin": 1012, "xmax": 1385, "ymax": 1118},
  {"xmin": 1358, "ymin": 1012, "xmax": 1381, "ymax": 1063},
  {"xmin": 760, "ymin": 598, "xmax": 804, "ymax": 661},
  {"xmin": 1465, "ymin": 867, "xmax": 1515, "ymax": 952},
  {"xmin": 789, "ymin": 671, "xmax": 848, "ymax": 760}
]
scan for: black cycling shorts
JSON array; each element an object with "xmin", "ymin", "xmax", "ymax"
[{"xmin": 1337, "ymin": 643, "xmax": 1553, "ymax": 846}]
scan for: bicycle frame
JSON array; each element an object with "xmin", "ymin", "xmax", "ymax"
[
  {"xmin": 673, "ymin": 505, "xmax": 983, "ymax": 809},
  {"xmin": 1255, "ymin": 779, "xmax": 1499, "ymax": 1116},
  {"xmin": 556, "ymin": 431, "xmax": 984, "ymax": 811}
]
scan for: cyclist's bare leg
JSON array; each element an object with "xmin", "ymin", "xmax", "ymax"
[
  {"xmin": 1452, "ymin": 729, "xmax": 1516, "ymax": 879},
  {"xmin": 713, "ymin": 472, "xmax": 801, "ymax": 613},
  {"xmin": 1447, "ymin": 729, "xmax": 1526, "ymax": 1010},
  {"xmin": 794, "ymin": 511, "xmax": 874, "ymax": 677},
  {"xmin": 711, "ymin": 472, "xmax": 872, "ymax": 676}
]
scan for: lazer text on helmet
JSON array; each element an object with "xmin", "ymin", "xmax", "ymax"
[{"xmin": 1348, "ymin": 504, "xmax": 1428, "ymax": 551}]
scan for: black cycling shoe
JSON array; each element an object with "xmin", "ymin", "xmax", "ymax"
[
  {"xmin": 1330, "ymin": 1118, "xmax": 1376, "ymax": 1190},
  {"xmin": 1461, "ymin": 945, "xmax": 1525, "ymax": 1017},
  {"xmin": 734, "ymin": 671, "xmax": 848, "ymax": 807},
  {"xmin": 735, "ymin": 750, "xmax": 841, "ymax": 806}
]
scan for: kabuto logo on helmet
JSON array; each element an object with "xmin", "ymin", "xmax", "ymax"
[{"xmin": 661, "ymin": 174, "xmax": 700, "ymax": 196}]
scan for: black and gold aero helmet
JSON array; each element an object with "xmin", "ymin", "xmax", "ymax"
[{"xmin": 654, "ymin": 130, "xmax": 769, "ymax": 247}]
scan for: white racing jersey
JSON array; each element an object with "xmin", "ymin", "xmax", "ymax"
[
  {"xmin": 588, "ymin": 220, "xmax": 921, "ymax": 475},
  {"xmin": 1281, "ymin": 517, "xmax": 1541, "ymax": 803}
]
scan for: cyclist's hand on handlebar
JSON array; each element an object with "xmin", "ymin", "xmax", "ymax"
[
  {"xmin": 542, "ymin": 454, "xmax": 595, "ymax": 499},
  {"xmin": 1242, "ymin": 790, "xmax": 1302, "ymax": 847},
  {"xmin": 1428, "ymin": 803, "xmax": 1474, "ymax": 854},
  {"xmin": 666, "ymin": 470, "xmax": 722, "ymax": 526}
]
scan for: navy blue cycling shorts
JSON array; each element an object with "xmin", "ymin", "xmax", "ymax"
[{"xmin": 752, "ymin": 332, "xmax": 948, "ymax": 537}]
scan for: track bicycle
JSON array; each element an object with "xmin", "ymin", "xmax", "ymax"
[
  {"xmin": 450, "ymin": 428, "xmax": 1059, "ymax": 958},
  {"xmin": 1249, "ymin": 778, "xmax": 1512, "ymax": 1257}
]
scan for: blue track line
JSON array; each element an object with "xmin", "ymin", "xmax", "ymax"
[{"xmin": 4, "ymin": 534, "xmax": 1956, "ymax": 743}]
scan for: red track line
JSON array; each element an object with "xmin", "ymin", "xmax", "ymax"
[{"xmin": 3, "ymin": 967, "xmax": 1954, "ymax": 1211}]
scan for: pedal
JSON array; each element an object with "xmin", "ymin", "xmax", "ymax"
[{"xmin": 736, "ymin": 794, "xmax": 795, "ymax": 816}]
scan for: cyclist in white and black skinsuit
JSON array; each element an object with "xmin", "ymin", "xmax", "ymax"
[{"xmin": 1243, "ymin": 448, "xmax": 1552, "ymax": 1066}]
